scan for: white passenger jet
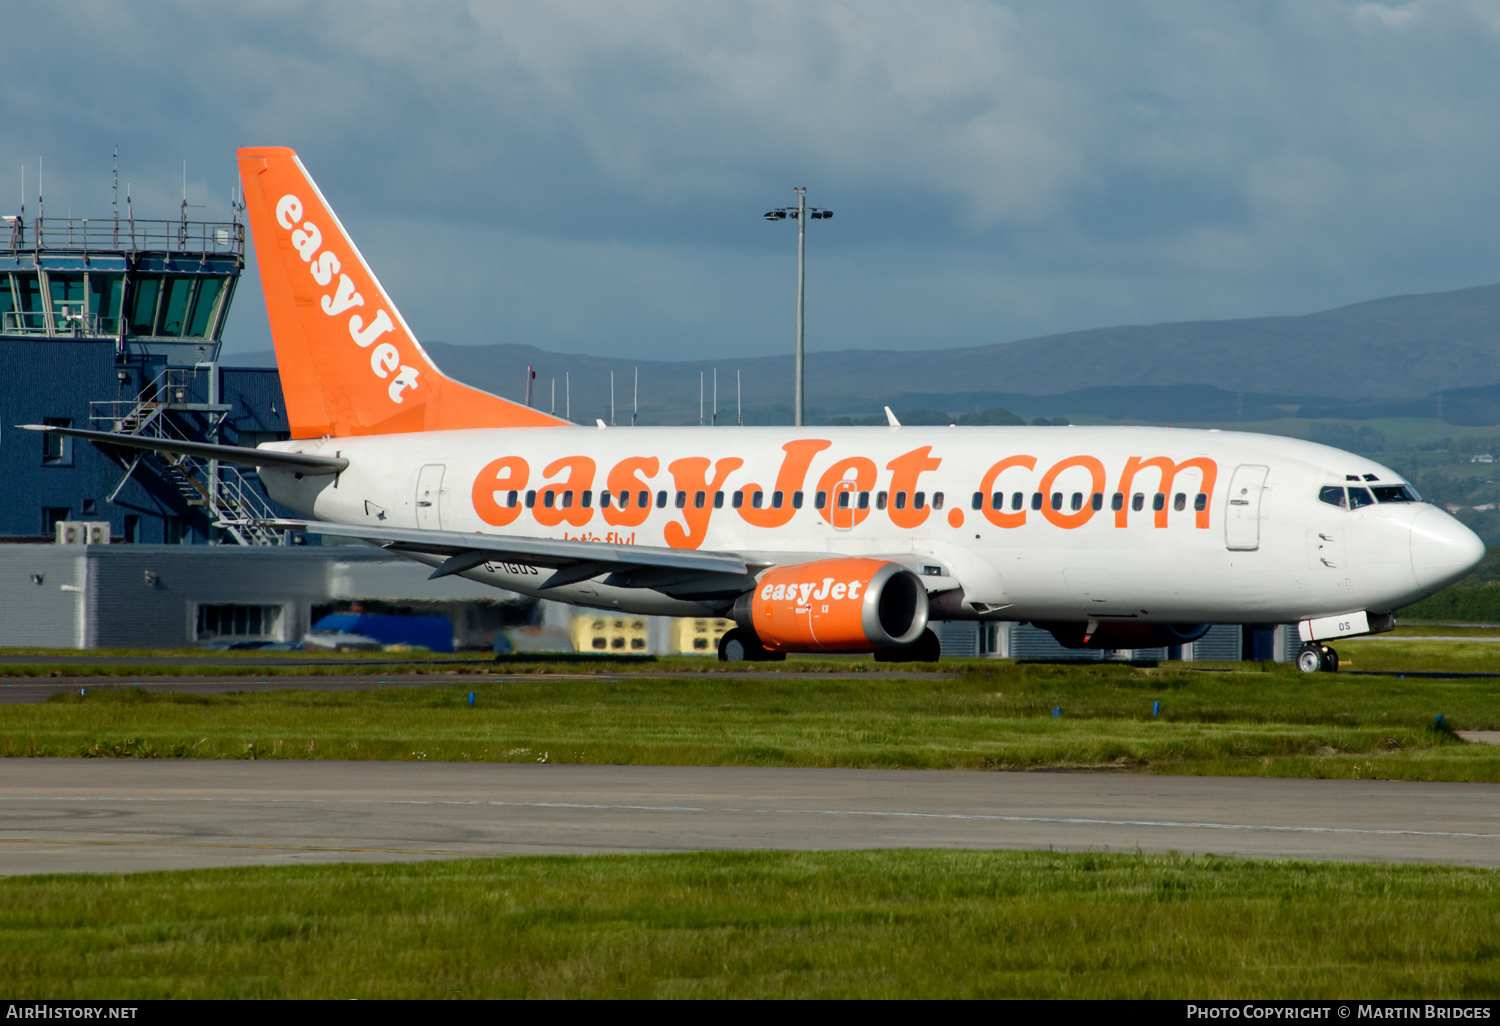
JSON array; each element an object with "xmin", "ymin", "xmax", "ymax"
[{"xmin": 28, "ymin": 147, "xmax": 1487, "ymax": 672}]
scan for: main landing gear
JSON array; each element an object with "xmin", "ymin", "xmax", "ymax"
[
  {"xmin": 1296, "ymin": 642, "xmax": 1340, "ymax": 673},
  {"xmin": 717, "ymin": 627, "xmax": 786, "ymax": 662}
]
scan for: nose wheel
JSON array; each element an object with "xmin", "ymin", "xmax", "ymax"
[{"xmin": 1296, "ymin": 642, "xmax": 1340, "ymax": 673}]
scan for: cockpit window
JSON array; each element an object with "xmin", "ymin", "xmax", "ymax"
[
  {"xmin": 1321, "ymin": 483, "xmax": 1423, "ymax": 509},
  {"xmin": 1372, "ymin": 485, "xmax": 1420, "ymax": 503}
]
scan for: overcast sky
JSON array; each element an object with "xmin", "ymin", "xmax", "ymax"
[{"xmin": 5, "ymin": 1, "xmax": 1500, "ymax": 362}]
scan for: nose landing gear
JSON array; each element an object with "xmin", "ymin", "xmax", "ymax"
[{"xmin": 1296, "ymin": 642, "xmax": 1340, "ymax": 673}]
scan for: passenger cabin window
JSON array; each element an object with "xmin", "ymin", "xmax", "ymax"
[
  {"xmin": 1031, "ymin": 493, "xmax": 1043, "ymax": 511},
  {"xmin": 876, "ymin": 491, "xmax": 888, "ymax": 510},
  {"xmin": 1132, "ymin": 493, "xmax": 1144, "ymax": 512},
  {"xmin": 793, "ymin": 491, "xmax": 805, "ymax": 509},
  {"xmin": 1194, "ymin": 493, "xmax": 1207, "ymax": 511},
  {"xmin": 1173, "ymin": 493, "xmax": 1186, "ymax": 512},
  {"xmin": 1012, "ymin": 492, "xmax": 1024, "ymax": 511},
  {"xmin": 815, "ymin": 491, "xmax": 827, "ymax": 510},
  {"xmin": 1111, "ymin": 492, "xmax": 1124, "ymax": 511},
  {"xmin": 656, "ymin": 491, "xmax": 668, "ymax": 508},
  {"xmin": 1152, "ymin": 493, "xmax": 1165, "ymax": 511},
  {"xmin": 637, "ymin": 490, "xmax": 649, "ymax": 509},
  {"xmin": 732, "ymin": 490, "xmax": 743, "ymax": 509},
  {"xmin": 1091, "ymin": 493, "xmax": 1104, "ymax": 511}
]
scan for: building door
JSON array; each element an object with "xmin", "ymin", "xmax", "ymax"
[
  {"xmin": 416, "ymin": 464, "xmax": 445, "ymax": 530},
  {"xmin": 1225, "ymin": 464, "xmax": 1269, "ymax": 551}
]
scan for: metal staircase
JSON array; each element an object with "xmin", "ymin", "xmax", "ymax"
[{"xmin": 91, "ymin": 366, "xmax": 288, "ymax": 545}]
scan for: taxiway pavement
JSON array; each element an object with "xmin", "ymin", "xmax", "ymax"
[{"xmin": 2, "ymin": 760, "xmax": 1497, "ymax": 875}]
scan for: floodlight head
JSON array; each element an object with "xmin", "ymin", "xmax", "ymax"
[{"xmin": 763, "ymin": 212, "xmax": 778, "ymax": 220}]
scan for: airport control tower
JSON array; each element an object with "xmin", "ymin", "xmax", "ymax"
[{"xmin": 0, "ymin": 203, "xmax": 292, "ymax": 544}]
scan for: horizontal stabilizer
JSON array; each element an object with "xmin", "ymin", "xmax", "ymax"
[{"xmin": 19, "ymin": 425, "xmax": 348, "ymax": 474}]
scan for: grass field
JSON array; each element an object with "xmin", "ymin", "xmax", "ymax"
[
  {"xmin": 6, "ymin": 661, "xmax": 1499, "ymax": 780},
  {"xmin": 3, "ymin": 850, "xmax": 1497, "ymax": 998}
]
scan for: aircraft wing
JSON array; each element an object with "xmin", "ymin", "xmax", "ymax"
[
  {"xmin": 19, "ymin": 425, "xmax": 348, "ymax": 474},
  {"xmin": 275, "ymin": 520, "xmax": 754, "ymax": 591}
]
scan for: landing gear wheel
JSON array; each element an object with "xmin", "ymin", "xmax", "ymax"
[
  {"xmin": 1296, "ymin": 643, "xmax": 1324, "ymax": 674},
  {"xmin": 1320, "ymin": 645, "xmax": 1340, "ymax": 673},
  {"xmin": 874, "ymin": 627, "xmax": 942, "ymax": 663},
  {"xmin": 717, "ymin": 627, "xmax": 785, "ymax": 662}
]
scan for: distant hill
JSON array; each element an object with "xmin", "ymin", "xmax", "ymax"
[{"xmin": 229, "ymin": 281, "xmax": 1500, "ymax": 425}]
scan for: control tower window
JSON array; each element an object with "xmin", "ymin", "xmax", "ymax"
[
  {"xmin": 159, "ymin": 277, "xmax": 194, "ymax": 336},
  {"xmin": 1348, "ymin": 487, "xmax": 1376, "ymax": 510},
  {"xmin": 10, "ymin": 273, "xmax": 42, "ymax": 332},
  {"xmin": 186, "ymin": 277, "xmax": 222, "ymax": 336},
  {"xmin": 0, "ymin": 274, "xmax": 15, "ymax": 329},
  {"xmin": 128, "ymin": 277, "xmax": 160, "ymax": 335},
  {"xmin": 1318, "ymin": 486, "xmax": 1346, "ymax": 509},
  {"xmin": 88, "ymin": 274, "xmax": 124, "ymax": 334},
  {"xmin": 49, "ymin": 274, "xmax": 87, "ymax": 331}
]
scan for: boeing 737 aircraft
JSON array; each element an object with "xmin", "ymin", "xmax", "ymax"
[{"xmin": 29, "ymin": 147, "xmax": 1488, "ymax": 672}]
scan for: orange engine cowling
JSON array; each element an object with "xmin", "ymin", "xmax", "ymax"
[{"xmin": 733, "ymin": 558, "xmax": 929, "ymax": 653}]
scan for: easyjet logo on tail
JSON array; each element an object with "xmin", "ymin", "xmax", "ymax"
[{"xmin": 274, "ymin": 193, "xmax": 420, "ymax": 406}]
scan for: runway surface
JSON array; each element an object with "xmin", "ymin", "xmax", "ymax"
[{"xmin": 3, "ymin": 760, "xmax": 1498, "ymax": 876}]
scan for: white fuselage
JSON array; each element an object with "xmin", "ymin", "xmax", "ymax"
[{"xmin": 260, "ymin": 424, "xmax": 1484, "ymax": 626}]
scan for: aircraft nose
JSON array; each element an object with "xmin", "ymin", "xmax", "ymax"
[{"xmin": 1410, "ymin": 506, "xmax": 1485, "ymax": 593}]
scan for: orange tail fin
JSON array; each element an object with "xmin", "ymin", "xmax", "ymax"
[{"xmin": 237, "ymin": 146, "xmax": 567, "ymax": 438}]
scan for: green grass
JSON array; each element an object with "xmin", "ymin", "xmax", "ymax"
[
  {"xmin": 3, "ymin": 850, "xmax": 1498, "ymax": 998},
  {"xmin": 6, "ymin": 662, "xmax": 1500, "ymax": 779}
]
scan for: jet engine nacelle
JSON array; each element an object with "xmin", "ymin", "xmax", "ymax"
[
  {"xmin": 733, "ymin": 558, "xmax": 929, "ymax": 652},
  {"xmin": 1036, "ymin": 621, "xmax": 1212, "ymax": 650}
]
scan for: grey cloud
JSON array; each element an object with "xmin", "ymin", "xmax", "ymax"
[{"xmin": 3, "ymin": 1, "xmax": 1500, "ymax": 366}]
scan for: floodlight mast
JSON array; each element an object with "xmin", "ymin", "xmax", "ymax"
[{"xmin": 763, "ymin": 188, "xmax": 831, "ymax": 427}]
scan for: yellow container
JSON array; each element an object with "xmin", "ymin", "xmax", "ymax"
[
  {"xmin": 672, "ymin": 617, "xmax": 734, "ymax": 655},
  {"xmin": 569, "ymin": 615, "xmax": 648, "ymax": 654}
]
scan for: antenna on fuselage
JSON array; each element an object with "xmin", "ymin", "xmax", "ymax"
[
  {"xmin": 633, "ymin": 366, "xmax": 638, "ymax": 426},
  {"xmin": 610, "ymin": 370, "xmax": 616, "ymax": 426}
]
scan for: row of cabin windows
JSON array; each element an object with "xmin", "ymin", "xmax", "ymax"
[
  {"xmin": 970, "ymin": 491, "xmax": 1209, "ymax": 513},
  {"xmin": 498, "ymin": 488, "xmax": 949, "ymax": 511},
  {"xmin": 0, "ymin": 271, "xmax": 224, "ymax": 338}
]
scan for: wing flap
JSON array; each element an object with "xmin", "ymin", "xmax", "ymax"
[{"xmin": 288, "ymin": 520, "xmax": 751, "ymax": 580}]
